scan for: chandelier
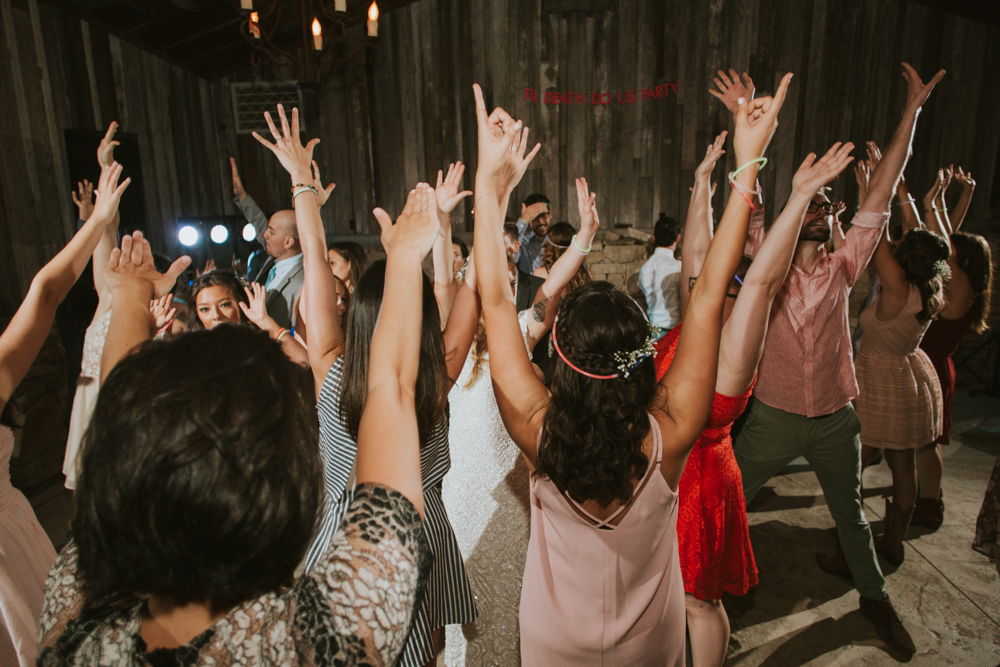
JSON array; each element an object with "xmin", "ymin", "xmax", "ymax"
[{"xmin": 238, "ymin": 0, "xmax": 379, "ymax": 83}]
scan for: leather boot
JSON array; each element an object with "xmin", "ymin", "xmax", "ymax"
[
  {"xmin": 859, "ymin": 594, "xmax": 916, "ymax": 655},
  {"xmin": 911, "ymin": 489, "xmax": 944, "ymax": 530},
  {"xmin": 816, "ymin": 532, "xmax": 852, "ymax": 579},
  {"xmin": 876, "ymin": 499, "xmax": 914, "ymax": 566}
]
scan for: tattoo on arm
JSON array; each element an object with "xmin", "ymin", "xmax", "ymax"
[{"xmin": 531, "ymin": 297, "xmax": 550, "ymax": 323}]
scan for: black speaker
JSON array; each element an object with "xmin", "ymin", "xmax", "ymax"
[{"xmin": 64, "ymin": 129, "xmax": 146, "ymax": 234}]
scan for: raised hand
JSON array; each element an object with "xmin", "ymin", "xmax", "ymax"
[
  {"xmin": 72, "ymin": 180, "xmax": 95, "ymax": 221},
  {"xmin": 310, "ymin": 160, "xmax": 336, "ymax": 206},
  {"xmin": 239, "ymin": 283, "xmax": 271, "ymax": 327},
  {"xmin": 496, "ymin": 126, "xmax": 541, "ymax": 200},
  {"xmin": 97, "ymin": 122, "xmax": 120, "ymax": 168},
  {"xmin": 791, "ymin": 142, "xmax": 855, "ymax": 197},
  {"xmin": 575, "ymin": 177, "xmax": 600, "ymax": 240},
  {"xmin": 940, "ymin": 164, "xmax": 954, "ymax": 193},
  {"xmin": 252, "ymin": 104, "xmax": 316, "ymax": 183},
  {"xmin": 853, "ymin": 159, "xmax": 870, "ymax": 194},
  {"xmin": 521, "ymin": 202, "xmax": 549, "ymax": 224},
  {"xmin": 91, "ymin": 162, "xmax": 131, "ymax": 223},
  {"xmin": 732, "ymin": 73, "xmax": 793, "ymax": 166},
  {"xmin": 105, "ymin": 232, "xmax": 190, "ymax": 298},
  {"xmin": 230, "ymin": 157, "xmax": 247, "ymax": 200},
  {"xmin": 149, "ymin": 294, "xmax": 177, "ymax": 331},
  {"xmin": 197, "ymin": 259, "xmax": 216, "ymax": 277},
  {"xmin": 924, "ymin": 170, "xmax": 944, "ymax": 209},
  {"xmin": 435, "ymin": 161, "xmax": 473, "ymax": 217},
  {"xmin": 708, "ymin": 69, "xmax": 755, "ymax": 117},
  {"xmin": 374, "ymin": 183, "xmax": 439, "ymax": 256},
  {"xmin": 865, "ymin": 141, "xmax": 882, "ymax": 173},
  {"xmin": 954, "ymin": 166, "xmax": 975, "ymax": 188},
  {"xmin": 695, "ymin": 131, "xmax": 727, "ymax": 181},
  {"xmin": 472, "ymin": 83, "xmax": 521, "ymax": 176},
  {"xmin": 901, "ymin": 62, "xmax": 946, "ymax": 114}
]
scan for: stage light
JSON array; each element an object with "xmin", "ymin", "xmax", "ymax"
[
  {"xmin": 242, "ymin": 222, "xmax": 256, "ymax": 242},
  {"xmin": 210, "ymin": 224, "xmax": 229, "ymax": 244},
  {"xmin": 178, "ymin": 225, "xmax": 199, "ymax": 247}
]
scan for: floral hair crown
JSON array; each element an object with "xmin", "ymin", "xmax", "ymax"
[{"xmin": 551, "ymin": 297, "xmax": 662, "ymax": 380}]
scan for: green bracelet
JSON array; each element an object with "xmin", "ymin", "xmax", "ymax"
[{"xmin": 731, "ymin": 157, "xmax": 768, "ymax": 180}]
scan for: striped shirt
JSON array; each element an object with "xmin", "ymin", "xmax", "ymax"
[{"xmin": 306, "ymin": 358, "xmax": 478, "ymax": 667}]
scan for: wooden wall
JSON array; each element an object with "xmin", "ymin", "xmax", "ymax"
[{"xmin": 1, "ymin": 0, "xmax": 998, "ymax": 318}]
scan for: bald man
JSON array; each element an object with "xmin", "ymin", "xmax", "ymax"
[{"xmin": 233, "ymin": 181, "xmax": 304, "ymax": 330}]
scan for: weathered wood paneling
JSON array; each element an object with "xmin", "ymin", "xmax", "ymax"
[{"xmin": 0, "ymin": 0, "xmax": 997, "ymax": 317}]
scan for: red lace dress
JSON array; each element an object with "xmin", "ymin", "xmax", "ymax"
[{"xmin": 654, "ymin": 323, "xmax": 758, "ymax": 600}]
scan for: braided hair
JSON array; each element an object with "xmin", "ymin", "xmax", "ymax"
[{"xmin": 893, "ymin": 228, "xmax": 950, "ymax": 321}]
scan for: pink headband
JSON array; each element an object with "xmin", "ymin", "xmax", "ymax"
[
  {"xmin": 551, "ymin": 315, "xmax": 619, "ymax": 380},
  {"xmin": 551, "ymin": 308, "xmax": 660, "ymax": 381}
]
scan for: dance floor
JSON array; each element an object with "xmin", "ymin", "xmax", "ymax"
[{"xmin": 30, "ymin": 391, "xmax": 1000, "ymax": 666}]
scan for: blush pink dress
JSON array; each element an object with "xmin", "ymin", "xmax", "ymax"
[
  {"xmin": 519, "ymin": 415, "xmax": 685, "ymax": 666},
  {"xmin": 0, "ymin": 426, "xmax": 57, "ymax": 667}
]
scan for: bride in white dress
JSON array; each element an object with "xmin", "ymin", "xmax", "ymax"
[{"xmin": 442, "ymin": 177, "xmax": 600, "ymax": 666}]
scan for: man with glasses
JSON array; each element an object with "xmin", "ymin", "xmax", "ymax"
[
  {"xmin": 513, "ymin": 193, "xmax": 552, "ymax": 275},
  {"xmin": 728, "ymin": 64, "xmax": 944, "ymax": 656}
]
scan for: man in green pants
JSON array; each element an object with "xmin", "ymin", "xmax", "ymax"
[{"xmin": 733, "ymin": 63, "xmax": 945, "ymax": 657}]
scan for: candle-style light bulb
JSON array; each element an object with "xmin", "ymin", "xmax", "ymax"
[
  {"xmin": 249, "ymin": 11, "xmax": 260, "ymax": 39},
  {"xmin": 312, "ymin": 17, "xmax": 322, "ymax": 51},
  {"xmin": 367, "ymin": 1, "xmax": 379, "ymax": 37}
]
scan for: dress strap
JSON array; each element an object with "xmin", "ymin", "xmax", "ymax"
[{"xmin": 648, "ymin": 413, "xmax": 663, "ymax": 467}]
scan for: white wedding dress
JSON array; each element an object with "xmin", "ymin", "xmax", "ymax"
[{"xmin": 442, "ymin": 311, "xmax": 532, "ymax": 667}]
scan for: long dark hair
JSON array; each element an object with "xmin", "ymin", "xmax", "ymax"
[
  {"xmin": 328, "ymin": 242, "xmax": 369, "ymax": 292},
  {"xmin": 539, "ymin": 281, "xmax": 656, "ymax": 507},
  {"xmin": 340, "ymin": 260, "xmax": 447, "ymax": 442},
  {"xmin": 187, "ymin": 271, "xmax": 250, "ymax": 330},
  {"xmin": 73, "ymin": 325, "xmax": 320, "ymax": 612},
  {"xmin": 951, "ymin": 232, "xmax": 993, "ymax": 333},
  {"xmin": 893, "ymin": 228, "xmax": 950, "ymax": 321}
]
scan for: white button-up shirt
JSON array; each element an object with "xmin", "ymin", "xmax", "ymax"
[
  {"xmin": 638, "ymin": 247, "xmax": 683, "ymax": 331},
  {"xmin": 266, "ymin": 253, "xmax": 303, "ymax": 290}
]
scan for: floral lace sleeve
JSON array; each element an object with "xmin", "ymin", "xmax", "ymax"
[{"xmin": 292, "ymin": 483, "xmax": 430, "ymax": 666}]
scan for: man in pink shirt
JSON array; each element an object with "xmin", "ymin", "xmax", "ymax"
[{"xmin": 733, "ymin": 64, "xmax": 945, "ymax": 657}]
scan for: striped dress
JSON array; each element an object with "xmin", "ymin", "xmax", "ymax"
[{"xmin": 305, "ymin": 358, "xmax": 478, "ymax": 666}]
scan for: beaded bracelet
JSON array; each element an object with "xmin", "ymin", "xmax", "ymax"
[
  {"xmin": 570, "ymin": 234, "xmax": 592, "ymax": 255},
  {"xmin": 292, "ymin": 183, "xmax": 319, "ymax": 194},
  {"xmin": 292, "ymin": 185, "xmax": 318, "ymax": 199}
]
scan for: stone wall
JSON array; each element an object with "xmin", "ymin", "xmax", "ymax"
[{"xmin": 587, "ymin": 228, "xmax": 655, "ymax": 293}]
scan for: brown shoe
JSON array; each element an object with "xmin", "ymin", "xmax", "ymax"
[
  {"xmin": 816, "ymin": 533, "xmax": 852, "ymax": 579},
  {"xmin": 875, "ymin": 499, "xmax": 914, "ymax": 566},
  {"xmin": 911, "ymin": 490, "xmax": 944, "ymax": 529},
  {"xmin": 859, "ymin": 594, "xmax": 916, "ymax": 655}
]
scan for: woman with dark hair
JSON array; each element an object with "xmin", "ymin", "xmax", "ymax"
[
  {"xmin": 913, "ymin": 170, "xmax": 993, "ymax": 529},
  {"xmin": 0, "ymin": 162, "xmax": 145, "ymax": 667},
  {"xmin": 255, "ymin": 107, "xmax": 480, "ymax": 667},
  {"xmin": 327, "ymin": 241, "xmax": 368, "ymax": 293},
  {"xmin": 662, "ymin": 98, "xmax": 855, "ymax": 665},
  {"xmin": 855, "ymin": 226, "xmax": 951, "ymax": 565},
  {"xmin": 187, "ymin": 270, "xmax": 250, "ymax": 330},
  {"xmin": 39, "ymin": 107, "xmax": 436, "ymax": 665},
  {"xmin": 471, "ymin": 75, "xmax": 788, "ymax": 664}
]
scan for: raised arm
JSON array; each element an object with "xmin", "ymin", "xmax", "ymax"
[
  {"xmin": 523, "ymin": 178, "xmax": 601, "ymax": 349},
  {"xmin": 253, "ymin": 105, "xmax": 343, "ymax": 393},
  {"xmin": 471, "ymin": 84, "xmax": 549, "ymax": 466},
  {"xmin": 864, "ymin": 63, "xmax": 946, "ymax": 214},
  {"xmin": 680, "ymin": 132, "xmax": 727, "ymax": 315},
  {"xmin": 0, "ymin": 163, "xmax": 136, "ymax": 409},
  {"xmin": 923, "ymin": 169, "xmax": 949, "ymax": 238},
  {"xmin": 93, "ymin": 123, "xmax": 122, "ymax": 309},
  {"xmin": 496, "ymin": 125, "xmax": 541, "ymax": 219},
  {"xmin": 441, "ymin": 255, "xmax": 481, "ymax": 385},
  {"xmin": 432, "ymin": 162, "xmax": 473, "ymax": 324},
  {"xmin": 239, "ymin": 283, "xmax": 309, "ymax": 365},
  {"xmin": 950, "ymin": 166, "xmax": 975, "ymax": 230},
  {"xmin": 356, "ymin": 183, "xmax": 440, "ymax": 516},
  {"xmin": 656, "ymin": 73, "xmax": 792, "ymax": 487},
  {"xmin": 718, "ymin": 142, "xmax": 855, "ymax": 397},
  {"xmin": 100, "ymin": 231, "xmax": 190, "ymax": 385}
]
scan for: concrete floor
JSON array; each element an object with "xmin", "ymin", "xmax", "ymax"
[{"xmin": 28, "ymin": 391, "xmax": 1000, "ymax": 666}]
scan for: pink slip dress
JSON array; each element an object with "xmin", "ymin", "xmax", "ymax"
[{"xmin": 519, "ymin": 414, "xmax": 685, "ymax": 666}]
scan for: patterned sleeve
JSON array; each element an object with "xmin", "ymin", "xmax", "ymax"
[
  {"xmin": 292, "ymin": 483, "xmax": 430, "ymax": 667},
  {"xmin": 834, "ymin": 208, "xmax": 889, "ymax": 286},
  {"xmin": 37, "ymin": 541, "xmax": 85, "ymax": 657}
]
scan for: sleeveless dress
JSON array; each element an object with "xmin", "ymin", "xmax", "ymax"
[
  {"xmin": 442, "ymin": 311, "xmax": 532, "ymax": 666},
  {"xmin": 0, "ymin": 426, "xmax": 57, "ymax": 667},
  {"xmin": 519, "ymin": 415, "xmax": 685, "ymax": 666},
  {"xmin": 855, "ymin": 284, "xmax": 943, "ymax": 449},
  {"xmin": 653, "ymin": 323, "xmax": 758, "ymax": 600},
  {"xmin": 63, "ymin": 308, "xmax": 112, "ymax": 489},
  {"xmin": 305, "ymin": 358, "xmax": 477, "ymax": 667},
  {"xmin": 919, "ymin": 310, "xmax": 976, "ymax": 445}
]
